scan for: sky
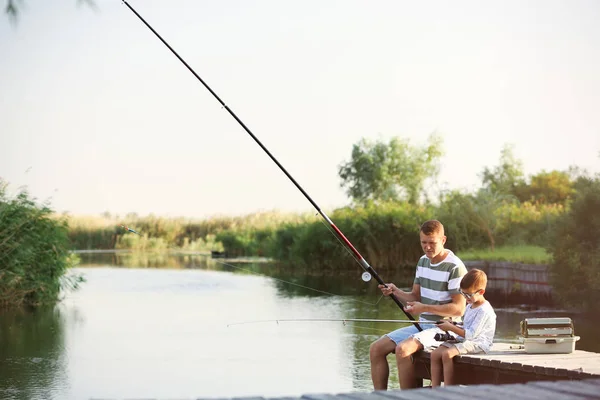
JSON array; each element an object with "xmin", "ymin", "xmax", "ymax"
[{"xmin": 1, "ymin": 0, "xmax": 599, "ymax": 219}]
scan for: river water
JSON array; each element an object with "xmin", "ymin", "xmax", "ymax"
[{"xmin": 0, "ymin": 252, "xmax": 596, "ymax": 400}]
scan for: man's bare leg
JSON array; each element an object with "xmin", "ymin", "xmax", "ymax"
[
  {"xmin": 395, "ymin": 338, "xmax": 423, "ymax": 389},
  {"xmin": 369, "ymin": 336, "xmax": 397, "ymax": 390}
]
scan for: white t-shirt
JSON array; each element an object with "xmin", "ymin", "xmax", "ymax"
[{"xmin": 460, "ymin": 300, "xmax": 497, "ymax": 352}]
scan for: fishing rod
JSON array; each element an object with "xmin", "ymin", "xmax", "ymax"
[
  {"xmin": 121, "ymin": 0, "xmax": 422, "ymax": 331},
  {"xmin": 228, "ymin": 319, "xmax": 443, "ymax": 328}
]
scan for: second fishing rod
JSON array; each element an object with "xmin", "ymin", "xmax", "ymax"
[{"xmin": 121, "ymin": 1, "xmax": 422, "ymax": 332}]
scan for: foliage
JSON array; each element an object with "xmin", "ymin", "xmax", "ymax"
[
  {"xmin": 115, "ymin": 233, "xmax": 169, "ymax": 251},
  {"xmin": 65, "ymin": 214, "xmax": 118, "ymax": 250},
  {"xmin": 0, "ymin": 180, "xmax": 83, "ymax": 308},
  {"xmin": 548, "ymin": 176, "xmax": 600, "ymax": 311},
  {"xmin": 65, "ymin": 210, "xmax": 317, "ymax": 253},
  {"xmin": 457, "ymin": 245, "xmax": 551, "ymax": 264},
  {"xmin": 480, "ymin": 144, "xmax": 525, "ymax": 195},
  {"xmin": 338, "ymin": 134, "xmax": 443, "ymax": 204},
  {"xmin": 514, "ymin": 170, "xmax": 575, "ymax": 205},
  {"xmin": 494, "ymin": 201, "xmax": 564, "ymax": 247},
  {"xmin": 438, "ymin": 189, "xmax": 516, "ymax": 251},
  {"xmin": 4, "ymin": 0, "xmax": 96, "ymax": 23},
  {"xmin": 268, "ymin": 202, "xmax": 433, "ymax": 270}
]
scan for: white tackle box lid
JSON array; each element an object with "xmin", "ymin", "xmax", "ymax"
[{"xmin": 520, "ymin": 317, "xmax": 574, "ymax": 338}]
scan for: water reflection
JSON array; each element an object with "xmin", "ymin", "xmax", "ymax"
[
  {"xmin": 1, "ymin": 252, "xmax": 596, "ymax": 399},
  {"xmin": 0, "ymin": 306, "xmax": 68, "ymax": 400}
]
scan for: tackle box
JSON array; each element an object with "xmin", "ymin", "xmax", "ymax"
[{"xmin": 519, "ymin": 317, "xmax": 580, "ymax": 354}]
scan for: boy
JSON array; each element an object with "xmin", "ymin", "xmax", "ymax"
[{"xmin": 425, "ymin": 268, "xmax": 496, "ymax": 387}]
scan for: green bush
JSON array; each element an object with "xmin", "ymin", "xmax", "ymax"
[
  {"xmin": 0, "ymin": 181, "xmax": 83, "ymax": 308},
  {"xmin": 438, "ymin": 190, "xmax": 565, "ymax": 251},
  {"xmin": 267, "ymin": 202, "xmax": 432, "ymax": 270},
  {"xmin": 548, "ymin": 177, "xmax": 600, "ymax": 311}
]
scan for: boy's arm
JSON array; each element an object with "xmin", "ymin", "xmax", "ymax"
[{"xmin": 444, "ymin": 323, "xmax": 466, "ymax": 338}]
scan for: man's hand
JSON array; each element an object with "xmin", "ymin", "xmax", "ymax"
[
  {"xmin": 378, "ymin": 283, "xmax": 398, "ymax": 296},
  {"xmin": 405, "ymin": 301, "xmax": 426, "ymax": 314}
]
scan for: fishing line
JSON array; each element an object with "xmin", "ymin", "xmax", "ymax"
[
  {"xmin": 211, "ymin": 258, "xmax": 386, "ymax": 306},
  {"xmin": 121, "ymin": 0, "xmax": 422, "ymax": 331},
  {"xmin": 115, "ymin": 226, "xmax": 390, "ymax": 306},
  {"xmin": 227, "ymin": 318, "xmax": 440, "ymax": 327},
  {"xmin": 316, "ymin": 216, "xmax": 370, "ymax": 274}
]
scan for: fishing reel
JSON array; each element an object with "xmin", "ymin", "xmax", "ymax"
[
  {"xmin": 434, "ymin": 332, "xmax": 455, "ymax": 342},
  {"xmin": 434, "ymin": 319, "xmax": 459, "ymax": 341},
  {"xmin": 361, "ymin": 272, "xmax": 372, "ymax": 282}
]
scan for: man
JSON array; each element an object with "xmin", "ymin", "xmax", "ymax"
[{"xmin": 369, "ymin": 219, "xmax": 467, "ymax": 390}]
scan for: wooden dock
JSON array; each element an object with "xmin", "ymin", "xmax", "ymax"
[
  {"xmin": 291, "ymin": 378, "xmax": 600, "ymax": 400},
  {"xmin": 412, "ymin": 342, "xmax": 600, "ymax": 385}
]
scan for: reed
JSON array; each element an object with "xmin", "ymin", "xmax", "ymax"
[{"xmin": 0, "ymin": 180, "xmax": 83, "ymax": 308}]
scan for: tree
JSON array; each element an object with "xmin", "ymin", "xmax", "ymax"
[
  {"xmin": 338, "ymin": 134, "xmax": 443, "ymax": 205},
  {"xmin": 514, "ymin": 170, "xmax": 575, "ymax": 205},
  {"xmin": 480, "ymin": 144, "xmax": 525, "ymax": 195},
  {"xmin": 548, "ymin": 176, "xmax": 600, "ymax": 311},
  {"xmin": 439, "ymin": 189, "xmax": 514, "ymax": 251}
]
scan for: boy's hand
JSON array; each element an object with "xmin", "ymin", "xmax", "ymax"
[
  {"xmin": 436, "ymin": 320, "xmax": 455, "ymax": 331},
  {"xmin": 378, "ymin": 283, "xmax": 398, "ymax": 296},
  {"xmin": 405, "ymin": 301, "xmax": 425, "ymax": 314}
]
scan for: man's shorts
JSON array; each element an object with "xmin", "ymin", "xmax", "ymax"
[
  {"xmin": 410, "ymin": 327, "xmax": 457, "ymax": 350},
  {"xmin": 385, "ymin": 324, "xmax": 422, "ymax": 345}
]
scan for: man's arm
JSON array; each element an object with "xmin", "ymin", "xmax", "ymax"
[
  {"xmin": 380, "ymin": 283, "xmax": 421, "ymax": 304},
  {"xmin": 407, "ymin": 293, "xmax": 466, "ymax": 318},
  {"xmin": 391, "ymin": 283, "xmax": 421, "ymax": 304},
  {"xmin": 424, "ymin": 293, "xmax": 466, "ymax": 317}
]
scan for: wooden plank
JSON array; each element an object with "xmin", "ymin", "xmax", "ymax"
[
  {"xmin": 531, "ymin": 381, "xmax": 600, "ymax": 399},
  {"xmin": 233, "ymin": 397, "xmax": 266, "ymax": 400},
  {"xmin": 470, "ymin": 383, "xmax": 551, "ymax": 399},
  {"xmin": 528, "ymin": 380, "xmax": 600, "ymax": 399},
  {"xmin": 582, "ymin": 378, "xmax": 600, "ymax": 387},
  {"xmin": 439, "ymin": 384, "xmax": 539, "ymax": 399},
  {"xmin": 336, "ymin": 393, "xmax": 394, "ymax": 400},
  {"xmin": 268, "ymin": 398, "xmax": 302, "ymax": 400},
  {"xmin": 301, "ymin": 394, "xmax": 344, "ymax": 400},
  {"xmin": 478, "ymin": 383, "xmax": 585, "ymax": 400},
  {"xmin": 372, "ymin": 389, "xmax": 442, "ymax": 400}
]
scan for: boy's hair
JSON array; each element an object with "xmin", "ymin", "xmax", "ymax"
[
  {"xmin": 460, "ymin": 268, "xmax": 488, "ymax": 291},
  {"xmin": 420, "ymin": 220, "xmax": 445, "ymax": 236}
]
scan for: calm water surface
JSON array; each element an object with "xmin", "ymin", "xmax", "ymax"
[{"xmin": 1, "ymin": 252, "xmax": 596, "ymax": 400}]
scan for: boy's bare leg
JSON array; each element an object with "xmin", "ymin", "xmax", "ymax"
[
  {"xmin": 369, "ymin": 336, "xmax": 396, "ymax": 390},
  {"xmin": 395, "ymin": 338, "xmax": 423, "ymax": 389},
  {"xmin": 430, "ymin": 347, "xmax": 443, "ymax": 387},
  {"xmin": 441, "ymin": 346, "xmax": 461, "ymax": 386}
]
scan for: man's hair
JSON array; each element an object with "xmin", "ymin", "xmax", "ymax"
[
  {"xmin": 420, "ymin": 220, "xmax": 445, "ymax": 236},
  {"xmin": 460, "ymin": 269, "xmax": 488, "ymax": 291}
]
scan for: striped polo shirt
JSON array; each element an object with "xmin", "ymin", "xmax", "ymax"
[{"xmin": 414, "ymin": 250, "xmax": 467, "ymax": 322}]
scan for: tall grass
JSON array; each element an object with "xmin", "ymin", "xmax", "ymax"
[
  {"xmin": 66, "ymin": 210, "xmax": 319, "ymax": 253},
  {"xmin": 0, "ymin": 180, "xmax": 83, "ymax": 308}
]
